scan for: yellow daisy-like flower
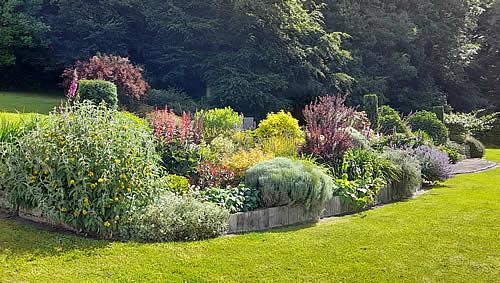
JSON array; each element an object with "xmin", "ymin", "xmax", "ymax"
[{"xmin": 103, "ymin": 221, "xmax": 111, "ymax": 228}]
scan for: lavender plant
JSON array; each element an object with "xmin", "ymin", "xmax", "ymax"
[{"xmin": 414, "ymin": 145, "xmax": 452, "ymax": 182}]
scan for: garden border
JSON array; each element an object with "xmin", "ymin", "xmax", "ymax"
[{"xmin": 227, "ymin": 184, "xmax": 419, "ymax": 234}]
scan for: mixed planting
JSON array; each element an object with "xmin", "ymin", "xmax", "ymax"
[{"xmin": 0, "ymin": 56, "xmax": 497, "ymax": 243}]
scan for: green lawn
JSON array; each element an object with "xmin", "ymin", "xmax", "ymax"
[
  {"xmin": 0, "ymin": 151, "xmax": 499, "ymax": 282},
  {"xmin": 0, "ymin": 91, "xmax": 63, "ymax": 114}
]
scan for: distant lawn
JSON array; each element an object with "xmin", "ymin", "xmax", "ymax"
[
  {"xmin": 0, "ymin": 150, "xmax": 498, "ymax": 281},
  {"xmin": 0, "ymin": 91, "xmax": 63, "ymax": 114}
]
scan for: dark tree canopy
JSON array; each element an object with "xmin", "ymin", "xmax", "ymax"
[{"xmin": 0, "ymin": 0, "xmax": 497, "ymax": 116}]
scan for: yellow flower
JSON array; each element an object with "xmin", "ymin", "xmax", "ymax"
[
  {"xmin": 88, "ymin": 171, "xmax": 94, "ymax": 177},
  {"xmin": 114, "ymin": 159, "xmax": 121, "ymax": 164},
  {"xmin": 127, "ymin": 187, "xmax": 132, "ymax": 193},
  {"xmin": 82, "ymin": 210, "xmax": 88, "ymax": 215},
  {"xmin": 103, "ymin": 221, "xmax": 111, "ymax": 228},
  {"xmin": 33, "ymin": 170, "xmax": 39, "ymax": 175},
  {"xmin": 90, "ymin": 183, "xmax": 97, "ymax": 189},
  {"xmin": 114, "ymin": 197, "xmax": 119, "ymax": 202},
  {"xmin": 98, "ymin": 178, "xmax": 105, "ymax": 183},
  {"xmin": 69, "ymin": 179, "xmax": 75, "ymax": 185},
  {"xmin": 83, "ymin": 197, "xmax": 89, "ymax": 206}
]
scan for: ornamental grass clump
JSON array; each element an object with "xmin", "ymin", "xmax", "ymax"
[
  {"xmin": 1, "ymin": 101, "xmax": 162, "ymax": 238},
  {"xmin": 382, "ymin": 149, "xmax": 422, "ymax": 200},
  {"xmin": 245, "ymin": 157, "xmax": 335, "ymax": 213}
]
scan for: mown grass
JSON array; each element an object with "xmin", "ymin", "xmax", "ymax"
[
  {"xmin": 0, "ymin": 150, "xmax": 498, "ymax": 281},
  {"xmin": 0, "ymin": 91, "xmax": 63, "ymax": 114}
]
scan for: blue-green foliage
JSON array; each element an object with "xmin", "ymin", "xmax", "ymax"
[{"xmin": 245, "ymin": 158, "xmax": 335, "ymax": 212}]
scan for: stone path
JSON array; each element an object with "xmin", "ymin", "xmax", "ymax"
[{"xmin": 451, "ymin": 158, "xmax": 498, "ymax": 175}]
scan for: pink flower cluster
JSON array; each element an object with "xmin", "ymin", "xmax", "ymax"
[
  {"xmin": 150, "ymin": 108, "xmax": 202, "ymax": 144},
  {"xmin": 66, "ymin": 69, "xmax": 79, "ymax": 99}
]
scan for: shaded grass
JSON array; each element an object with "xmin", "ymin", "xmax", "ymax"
[
  {"xmin": 0, "ymin": 152, "xmax": 499, "ymax": 281},
  {"xmin": 0, "ymin": 91, "xmax": 63, "ymax": 114}
]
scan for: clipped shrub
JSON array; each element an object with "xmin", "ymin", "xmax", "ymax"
[
  {"xmin": 382, "ymin": 149, "xmax": 422, "ymax": 199},
  {"xmin": 222, "ymin": 147, "xmax": 274, "ymax": 179},
  {"xmin": 200, "ymin": 184, "xmax": 260, "ymax": 213},
  {"xmin": 245, "ymin": 157, "xmax": 334, "ymax": 212},
  {"xmin": 255, "ymin": 110, "xmax": 304, "ymax": 143},
  {"xmin": 363, "ymin": 94, "xmax": 379, "ymax": 129},
  {"xmin": 1, "ymin": 102, "xmax": 162, "ymax": 237},
  {"xmin": 77, "ymin": 80, "xmax": 118, "ymax": 108},
  {"xmin": 302, "ymin": 95, "xmax": 361, "ymax": 162},
  {"xmin": 407, "ymin": 111, "xmax": 448, "ymax": 145},
  {"xmin": 192, "ymin": 161, "xmax": 235, "ymax": 189},
  {"xmin": 447, "ymin": 122, "xmax": 467, "ymax": 143},
  {"xmin": 62, "ymin": 54, "xmax": 149, "ymax": 102},
  {"xmin": 123, "ymin": 193, "xmax": 229, "ymax": 242},
  {"xmin": 432, "ymin": 106, "xmax": 445, "ymax": 122},
  {"xmin": 414, "ymin": 145, "xmax": 452, "ymax": 182},
  {"xmin": 196, "ymin": 107, "xmax": 243, "ymax": 140},
  {"xmin": 465, "ymin": 136, "xmax": 485, "ymax": 158},
  {"xmin": 378, "ymin": 106, "xmax": 408, "ymax": 135},
  {"xmin": 146, "ymin": 88, "xmax": 199, "ymax": 114},
  {"xmin": 166, "ymin": 174, "xmax": 190, "ymax": 195}
]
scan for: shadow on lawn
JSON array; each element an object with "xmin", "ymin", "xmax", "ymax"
[{"xmin": 0, "ymin": 213, "xmax": 109, "ymax": 258}]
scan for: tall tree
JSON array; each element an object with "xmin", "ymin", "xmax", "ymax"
[
  {"xmin": 0, "ymin": 0, "xmax": 48, "ymax": 67},
  {"xmin": 468, "ymin": 1, "xmax": 500, "ymax": 111},
  {"xmin": 40, "ymin": 0, "xmax": 351, "ymax": 117},
  {"xmin": 320, "ymin": 0, "xmax": 486, "ymax": 112}
]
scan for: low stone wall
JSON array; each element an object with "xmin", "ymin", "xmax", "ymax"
[
  {"xmin": 1, "ymin": 183, "xmax": 419, "ymax": 236},
  {"xmin": 228, "ymin": 184, "xmax": 417, "ymax": 234}
]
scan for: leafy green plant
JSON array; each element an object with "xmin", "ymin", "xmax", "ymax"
[
  {"xmin": 77, "ymin": 80, "xmax": 118, "ymax": 108},
  {"xmin": 255, "ymin": 110, "xmax": 304, "ymax": 143},
  {"xmin": 200, "ymin": 184, "xmax": 260, "ymax": 213},
  {"xmin": 204, "ymin": 135, "xmax": 237, "ymax": 162},
  {"xmin": 333, "ymin": 149, "xmax": 397, "ymax": 207},
  {"xmin": 407, "ymin": 111, "xmax": 448, "ymax": 145},
  {"xmin": 445, "ymin": 110, "xmax": 498, "ymax": 137},
  {"xmin": 166, "ymin": 174, "xmax": 190, "ymax": 195},
  {"xmin": 378, "ymin": 106, "xmax": 408, "ymax": 135},
  {"xmin": 440, "ymin": 142, "xmax": 465, "ymax": 164},
  {"xmin": 122, "ymin": 192, "xmax": 229, "ymax": 242},
  {"xmin": 245, "ymin": 157, "xmax": 335, "ymax": 213},
  {"xmin": 196, "ymin": 107, "xmax": 243, "ymax": 140},
  {"xmin": 1, "ymin": 101, "xmax": 162, "ymax": 237}
]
